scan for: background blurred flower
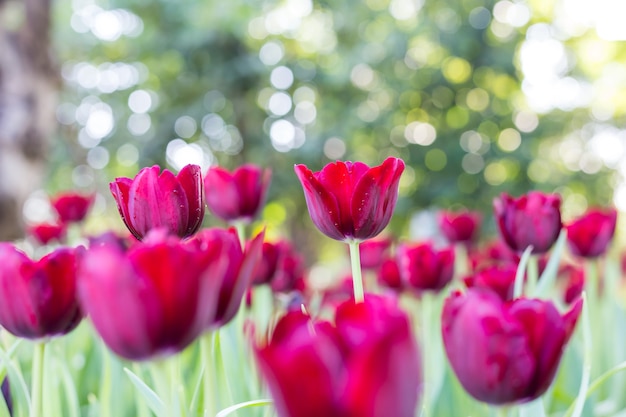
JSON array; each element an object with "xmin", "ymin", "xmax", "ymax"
[
  {"xmin": 204, "ymin": 164, "xmax": 271, "ymax": 224},
  {"xmin": 109, "ymin": 164, "xmax": 205, "ymax": 240},
  {"xmin": 294, "ymin": 157, "xmax": 404, "ymax": 242},
  {"xmin": 566, "ymin": 207, "xmax": 617, "ymax": 258},
  {"xmin": 27, "ymin": 222, "xmax": 67, "ymax": 245},
  {"xmin": 493, "ymin": 192, "xmax": 562, "ymax": 254},
  {"xmin": 50, "ymin": 191, "xmax": 94, "ymax": 224},
  {"xmin": 256, "ymin": 294, "xmax": 422, "ymax": 417},
  {"xmin": 463, "ymin": 263, "xmax": 518, "ymax": 301},
  {"xmin": 0, "ymin": 244, "xmax": 83, "ymax": 339},
  {"xmin": 442, "ymin": 289, "xmax": 582, "ymax": 405},
  {"xmin": 438, "ymin": 210, "xmax": 482, "ymax": 245},
  {"xmin": 397, "ymin": 241, "xmax": 455, "ymax": 294}
]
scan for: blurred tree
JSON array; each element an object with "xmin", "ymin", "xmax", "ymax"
[{"xmin": 0, "ymin": 0, "xmax": 59, "ymax": 240}]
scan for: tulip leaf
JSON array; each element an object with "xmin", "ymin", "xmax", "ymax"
[
  {"xmin": 215, "ymin": 399, "xmax": 273, "ymax": 417},
  {"xmin": 57, "ymin": 352, "xmax": 81, "ymax": 417},
  {"xmin": 123, "ymin": 367, "xmax": 164, "ymax": 417},
  {"xmin": 513, "ymin": 245, "xmax": 534, "ymax": 298},
  {"xmin": 0, "ymin": 339, "xmax": 31, "ymax": 416},
  {"xmin": 534, "ymin": 229, "xmax": 567, "ymax": 299}
]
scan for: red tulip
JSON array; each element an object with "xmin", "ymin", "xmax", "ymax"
[
  {"xmin": 191, "ymin": 228, "xmax": 264, "ymax": 328},
  {"xmin": 256, "ymin": 294, "xmax": 422, "ymax": 417},
  {"xmin": 438, "ymin": 210, "xmax": 482, "ymax": 244},
  {"xmin": 252, "ymin": 240, "xmax": 306, "ymax": 293},
  {"xmin": 0, "ymin": 244, "xmax": 82, "ymax": 339},
  {"xmin": 27, "ymin": 222, "xmax": 67, "ymax": 245},
  {"xmin": 204, "ymin": 164, "xmax": 271, "ymax": 223},
  {"xmin": 493, "ymin": 192, "xmax": 562, "ymax": 254},
  {"xmin": 78, "ymin": 231, "xmax": 222, "ymax": 360},
  {"xmin": 397, "ymin": 242, "xmax": 455, "ymax": 293},
  {"xmin": 463, "ymin": 263, "xmax": 517, "ymax": 301},
  {"xmin": 109, "ymin": 164, "xmax": 205, "ymax": 240},
  {"xmin": 559, "ymin": 264, "xmax": 585, "ymax": 305},
  {"xmin": 442, "ymin": 289, "xmax": 582, "ymax": 405},
  {"xmin": 566, "ymin": 207, "xmax": 617, "ymax": 258},
  {"xmin": 358, "ymin": 237, "xmax": 393, "ymax": 270},
  {"xmin": 469, "ymin": 238, "xmax": 520, "ymax": 271},
  {"xmin": 50, "ymin": 191, "xmax": 94, "ymax": 224},
  {"xmin": 294, "ymin": 157, "xmax": 404, "ymax": 242},
  {"xmin": 377, "ymin": 257, "xmax": 404, "ymax": 292}
]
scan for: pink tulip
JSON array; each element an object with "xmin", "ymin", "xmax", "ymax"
[
  {"xmin": 442, "ymin": 289, "xmax": 582, "ymax": 405},
  {"xmin": 294, "ymin": 157, "xmax": 404, "ymax": 242},
  {"xmin": 566, "ymin": 207, "xmax": 617, "ymax": 258},
  {"xmin": 0, "ymin": 244, "xmax": 82, "ymax": 339},
  {"xmin": 463, "ymin": 263, "xmax": 518, "ymax": 301},
  {"xmin": 109, "ymin": 164, "xmax": 205, "ymax": 240},
  {"xmin": 27, "ymin": 222, "xmax": 67, "ymax": 245},
  {"xmin": 493, "ymin": 192, "xmax": 562, "ymax": 254},
  {"xmin": 438, "ymin": 210, "xmax": 482, "ymax": 244},
  {"xmin": 204, "ymin": 164, "xmax": 271, "ymax": 223},
  {"xmin": 50, "ymin": 191, "xmax": 94, "ymax": 224},
  {"xmin": 397, "ymin": 241, "xmax": 455, "ymax": 293}
]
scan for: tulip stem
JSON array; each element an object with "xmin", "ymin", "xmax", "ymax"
[
  {"xmin": 99, "ymin": 342, "xmax": 112, "ymax": 417},
  {"xmin": 526, "ymin": 255, "xmax": 539, "ymax": 295},
  {"xmin": 30, "ymin": 342, "xmax": 46, "ymax": 417},
  {"xmin": 348, "ymin": 240, "xmax": 364, "ymax": 303},
  {"xmin": 233, "ymin": 221, "xmax": 247, "ymax": 247}
]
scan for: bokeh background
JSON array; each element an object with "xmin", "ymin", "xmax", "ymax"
[{"xmin": 2, "ymin": 0, "xmax": 625, "ymax": 261}]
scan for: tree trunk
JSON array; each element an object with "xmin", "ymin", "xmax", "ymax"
[{"xmin": 0, "ymin": 0, "xmax": 59, "ymax": 240}]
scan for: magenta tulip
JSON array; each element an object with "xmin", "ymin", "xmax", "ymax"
[
  {"xmin": 493, "ymin": 192, "xmax": 562, "ymax": 254},
  {"xmin": 358, "ymin": 237, "xmax": 393, "ymax": 270},
  {"xmin": 27, "ymin": 222, "xmax": 67, "ymax": 245},
  {"xmin": 442, "ymin": 289, "xmax": 582, "ymax": 405},
  {"xmin": 252, "ymin": 240, "xmax": 306, "ymax": 293},
  {"xmin": 397, "ymin": 241, "xmax": 455, "ymax": 293},
  {"xmin": 566, "ymin": 207, "xmax": 617, "ymax": 258},
  {"xmin": 204, "ymin": 164, "xmax": 271, "ymax": 223},
  {"xmin": 463, "ymin": 263, "xmax": 517, "ymax": 301},
  {"xmin": 191, "ymin": 228, "xmax": 264, "ymax": 328},
  {"xmin": 256, "ymin": 294, "xmax": 422, "ymax": 417},
  {"xmin": 110, "ymin": 164, "xmax": 205, "ymax": 240},
  {"xmin": 438, "ymin": 210, "xmax": 482, "ymax": 244},
  {"xmin": 294, "ymin": 157, "xmax": 404, "ymax": 242},
  {"xmin": 0, "ymin": 244, "xmax": 82, "ymax": 339},
  {"xmin": 377, "ymin": 257, "xmax": 404, "ymax": 292},
  {"xmin": 50, "ymin": 191, "xmax": 94, "ymax": 224}
]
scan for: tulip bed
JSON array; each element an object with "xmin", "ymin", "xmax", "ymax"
[{"xmin": 0, "ymin": 157, "xmax": 623, "ymax": 417}]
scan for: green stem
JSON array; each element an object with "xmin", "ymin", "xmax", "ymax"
[
  {"xmin": 99, "ymin": 343, "xmax": 112, "ymax": 417},
  {"xmin": 526, "ymin": 255, "xmax": 538, "ymax": 295},
  {"xmin": 233, "ymin": 221, "xmax": 247, "ymax": 247},
  {"xmin": 29, "ymin": 342, "xmax": 46, "ymax": 417},
  {"xmin": 167, "ymin": 358, "xmax": 183, "ymax": 417},
  {"xmin": 348, "ymin": 240, "xmax": 364, "ymax": 303},
  {"xmin": 201, "ymin": 333, "xmax": 217, "ymax": 417},
  {"xmin": 131, "ymin": 364, "xmax": 151, "ymax": 417}
]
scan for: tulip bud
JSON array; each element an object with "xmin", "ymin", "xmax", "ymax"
[{"xmin": 566, "ymin": 207, "xmax": 617, "ymax": 258}]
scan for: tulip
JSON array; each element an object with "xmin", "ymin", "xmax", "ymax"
[
  {"xmin": 438, "ymin": 210, "xmax": 481, "ymax": 244},
  {"xmin": 50, "ymin": 191, "xmax": 94, "ymax": 224},
  {"xmin": 559, "ymin": 264, "xmax": 585, "ymax": 305},
  {"xmin": 252, "ymin": 240, "xmax": 306, "ymax": 293},
  {"xmin": 256, "ymin": 294, "xmax": 422, "ymax": 417},
  {"xmin": 358, "ymin": 237, "xmax": 393, "ymax": 270},
  {"xmin": 109, "ymin": 164, "xmax": 205, "ymax": 240},
  {"xmin": 191, "ymin": 228, "xmax": 264, "ymax": 328},
  {"xmin": 0, "ymin": 244, "xmax": 82, "ymax": 339},
  {"xmin": 204, "ymin": 164, "xmax": 271, "ymax": 224},
  {"xmin": 78, "ymin": 229, "xmax": 262, "ymax": 360},
  {"xmin": 493, "ymin": 192, "xmax": 562, "ymax": 254},
  {"xmin": 463, "ymin": 263, "xmax": 517, "ymax": 301},
  {"xmin": 27, "ymin": 222, "xmax": 67, "ymax": 245},
  {"xmin": 377, "ymin": 257, "xmax": 404, "ymax": 292},
  {"xmin": 566, "ymin": 207, "xmax": 617, "ymax": 258},
  {"xmin": 397, "ymin": 241, "xmax": 455, "ymax": 293},
  {"xmin": 294, "ymin": 157, "xmax": 404, "ymax": 242},
  {"xmin": 442, "ymin": 289, "xmax": 582, "ymax": 405}
]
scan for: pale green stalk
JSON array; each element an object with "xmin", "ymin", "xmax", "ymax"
[
  {"xmin": 99, "ymin": 343, "xmax": 112, "ymax": 417},
  {"xmin": 233, "ymin": 221, "xmax": 247, "ymax": 247},
  {"xmin": 526, "ymin": 255, "xmax": 539, "ymax": 295},
  {"xmin": 201, "ymin": 333, "xmax": 217, "ymax": 417},
  {"xmin": 29, "ymin": 342, "xmax": 46, "ymax": 417},
  {"xmin": 348, "ymin": 240, "xmax": 364, "ymax": 303}
]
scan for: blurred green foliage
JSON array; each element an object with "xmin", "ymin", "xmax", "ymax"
[{"xmin": 49, "ymin": 0, "xmax": 625, "ymax": 258}]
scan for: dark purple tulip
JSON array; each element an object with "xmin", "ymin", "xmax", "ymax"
[
  {"xmin": 0, "ymin": 244, "xmax": 82, "ymax": 339},
  {"xmin": 566, "ymin": 207, "xmax": 617, "ymax": 258},
  {"xmin": 204, "ymin": 164, "xmax": 271, "ymax": 223},
  {"xmin": 109, "ymin": 164, "xmax": 205, "ymax": 240},
  {"xmin": 50, "ymin": 191, "xmax": 94, "ymax": 224},
  {"xmin": 294, "ymin": 157, "xmax": 404, "ymax": 242},
  {"xmin": 442, "ymin": 289, "xmax": 582, "ymax": 405},
  {"xmin": 397, "ymin": 242, "xmax": 455, "ymax": 293},
  {"xmin": 493, "ymin": 192, "xmax": 562, "ymax": 254},
  {"xmin": 256, "ymin": 294, "xmax": 422, "ymax": 417},
  {"xmin": 438, "ymin": 210, "xmax": 482, "ymax": 244}
]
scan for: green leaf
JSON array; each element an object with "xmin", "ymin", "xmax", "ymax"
[
  {"xmin": 215, "ymin": 399, "xmax": 273, "ymax": 417},
  {"xmin": 534, "ymin": 229, "xmax": 567, "ymax": 298},
  {"xmin": 565, "ymin": 292, "xmax": 592, "ymax": 417},
  {"xmin": 124, "ymin": 367, "xmax": 164, "ymax": 417},
  {"xmin": 513, "ymin": 245, "xmax": 534, "ymax": 298}
]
